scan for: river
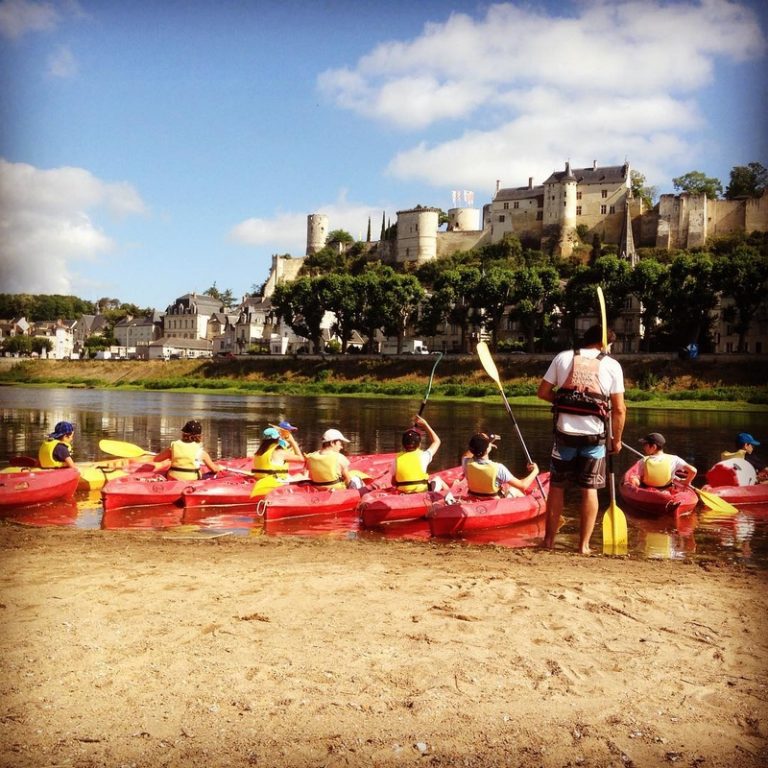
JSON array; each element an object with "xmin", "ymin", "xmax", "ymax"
[{"xmin": 2, "ymin": 386, "xmax": 767, "ymax": 567}]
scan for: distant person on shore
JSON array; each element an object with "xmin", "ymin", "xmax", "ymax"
[
  {"xmin": 391, "ymin": 415, "xmax": 447, "ymax": 494},
  {"xmin": 463, "ymin": 432, "xmax": 538, "ymax": 498},
  {"xmin": 628, "ymin": 432, "xmax": 697, "ymax": 488},
  {"xmin": 38, "ymin": 421, "xmax": 78, "ymax": 469},
  {"xmin": 252, "ymin": 423, "xmax": 303, "ymax": 481},
  {"xmin": 536, "ymin": 325, "xmax": 626, "ymax": 555},
  {"xmin": 154, "ymin": 420, "xmax": 222, "ymax": 480},
  {"xmin": 305, "ymin": 428, "xmax": 362, "ymax": 490}
]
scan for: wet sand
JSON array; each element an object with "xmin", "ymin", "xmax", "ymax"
[{"xmin": 0, "ymin": 524, "xmax": 766, "ymax": 767}]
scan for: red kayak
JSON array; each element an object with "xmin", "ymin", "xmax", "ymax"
[
  {"xmin": 702, "ymin": 458, "xmax": 768, "ymax": 505},
  {"xmin": 0, "ymin": 468, "xmax": 80, "ymax": 508},
  {"xmin": 101, "ymin": 458, "xmax": 253, "ymax": 511},
  {"xmin": 358, "ymin": 465, "xmax": 465, "ymax": 527},
  {"xmin": 428, "ymin": 473, "xmax": 549, "ymax": 537},
  {"xmin": 618, "ymin": 464, "xmax": 698, "ymax": 516},
  {"xmin": 181, "ymin": 452, "xmax": 396, "ymax": 509}
]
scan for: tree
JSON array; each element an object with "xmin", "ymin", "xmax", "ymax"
[
  {"xmin": 630, "ymin": 258, "xmax": 669, "ymax": 351},
  {"xmin": 507, "ymin": 265, "xmax": 560, "ymax": 352},
  {"xmin": 672, "ymin": 171, "xmax": 722, "ymax": 199},
  {"xmin": 712, "ymin": 245, "xmax": 768, "ymax": 351},
  {"xmin": 378, "ymin": 271, "xmax": 425, "ymax": 353},
  {"xmin": 473, "ymin": 265, "xmax": 516, "ymax": 349},
  {"xmin": 1, "ymin": 335, "xmax": 32, "ymax": 355},
  {"xmin": 724, "ymin": 162, "xmax": 768, "ymax": 199},
  {"xmin": 326, "ymin": 229, "xmax": 354, "ymax": 249},
  {"xmin": 317, "ymin": 273, "xmax": 360, "ymax": 353},
  {"xmin": 271, "ymin": 276, "xmax": 327, "ymax": 353},
  {"xmin": 420, "ymin": 266, "xmax": 482, "ymax": 353},
  {"xmin": 659, "ymin": 252, "xmax": 719, "ymax": 349},
  {"xmin": 630, "ymin": 170, "xmax": 657, "ymax": 209},
  {"xmin": 366, "ymin": 218, "xmax": 371, "ymax": 243}
]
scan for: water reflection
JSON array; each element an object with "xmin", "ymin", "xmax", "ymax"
[{"xmin": 1, "ymin": 387, "xmax": 767, "ymax": 568}]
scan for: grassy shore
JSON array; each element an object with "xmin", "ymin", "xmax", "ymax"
[{"xmin": 1, "ymin": 354, "xmax": 767, "ymax": 410}]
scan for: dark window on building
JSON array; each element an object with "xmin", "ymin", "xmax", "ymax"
[
  {"xmin": 601, "ymin": 190, "xmax": 608, "ymax": 198},
  {"xmin": 600, "ymin": 205, "xmax": 607, "ymax": 214}
]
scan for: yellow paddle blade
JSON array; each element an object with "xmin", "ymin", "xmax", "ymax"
[
  {"xmin": 693, "ymin": 486, "xmax": 739, "ymax": 515},
  {"xmin": 602, "ymin": 501, "xmax": 628, "ymax": 556},
  {"xmin": 99, "ymin": 439, "xmax": 152, "ymax": 458},
  {"xmin": 476, "ymin": 341, "xmax": 501, "ymax": 385},
  {"xmin": 250, "ymin": 475, "xmax": 282, "ymax": 498},
  {"xmin": 597, "ymin": 285, "xmax": 607, "ymax": 351}
]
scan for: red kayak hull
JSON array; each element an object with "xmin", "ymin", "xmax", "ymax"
[
  {"xmin": 702, "ymin": 459, "xmax": 768, "ymax": 505},
  {"xmin": 359, "ymin": 466, "xmax": 465, "ymax": 526},
  {"xmin": 259, "ymin": 484, "xmax": 367, "ymax": 521},
  {"xmin": 619, "ymin": 465, "xmax": 698, "ymax": 516},
  {"xmin": 0, "ymin": 468, "xmax": 80, "ymax": 508},
  {"xmin": 428, "ymin": 473, "xmax": 549, "ymax": 536},
  {"xmin": 101, "ymin": 458, "xmax": 252, "ymax": 511},
  {"xmin": 700, "ymin": 483, "xmax": 768, "ymax": 505},
  {"xmin": 180, "ymin": 452, "xmax": 395, "ymax": 508}
]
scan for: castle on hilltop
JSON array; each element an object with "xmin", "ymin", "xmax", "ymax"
[{"xmin": 271, "ymin": 161, "xmax": 768, "ymax": 284}]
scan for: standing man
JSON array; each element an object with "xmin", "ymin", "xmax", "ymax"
[{"xmin": 537, "ymin": 325, "xmax": 626, "ymax": 554}]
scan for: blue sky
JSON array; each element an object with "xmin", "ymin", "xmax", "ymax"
[{"xmin": 1, "ymin": 0, "xmax": 766, "ymax": 310}]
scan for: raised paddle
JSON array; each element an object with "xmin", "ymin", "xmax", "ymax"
[
  {"xmin": 99, "ymin": 439, "xmax": 154, "ymax": 458},
  {"xmin": 623, "ymin": 442, "xmax": 739, "ymax": 515},
  {"xmin": 418, "ymin": 351, "xmax": 443, "ymax": 415},
  {"xmin": 476, "ymin": 341, "xmax": 545, "ymax": 497},
  {"xmin": 597, "ymin": 286, "xmax": 628, "ymax": 555}
]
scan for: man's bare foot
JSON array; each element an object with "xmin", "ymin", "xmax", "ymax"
[{"xmin": 579, "ymin": 545, "xmax": 592, "ymax": 555}]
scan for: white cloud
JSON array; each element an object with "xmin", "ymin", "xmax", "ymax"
[
  {"xmin": 229, "ymin": 191, "xmax": 391, "ymax": 253},
  {"xmin": 0, "ymin": 0, "xmax": 58, "ymax": 39},
  {"xmin": 47, "ymin": 44, "xmax": 77, "ymax": 78},
  {"xmin": 319, "ymin": 0, "xmax": 766, "ymax": 189},
  {"xmin": 0, "ymin": 159, "xmax": 148, "ymax": 295}
]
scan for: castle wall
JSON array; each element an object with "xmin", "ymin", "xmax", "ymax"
[
  {"xmin": 745, "ymin": 191, "xmax": 768, "ymax": 233},
  {"xmin": 436, "ymin": 230, "xmax": 488, "ymax": 258}
]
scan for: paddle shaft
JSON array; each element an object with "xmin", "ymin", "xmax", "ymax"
[
  {"xmin": 476, "ymin": 343, "xmax": 544, "ymax": 496},
  {"xmin": 418, "ymin": 352, "xmax": 443, "ymax": 416}
]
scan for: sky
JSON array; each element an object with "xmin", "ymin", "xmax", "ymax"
[{"xmin": 0, "ymin": 0, "xmax": 766, "ymax": 310}]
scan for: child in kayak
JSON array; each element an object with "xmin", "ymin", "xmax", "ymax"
[
  {"xmin": 154, "ymin": 420, "xmax": 222, "ymax": 481},
  {"xmin": 628, "ymin": 432, "xmax": 697, "ymax": 488},
  {"xmin": 305, "ymin": 428, "xmax": 361, "ymax": 490},
  {"xmin": 390, "ymin": 415, "xmax": 441, "ymax": 493},
  {"xmin": 463, "ymin": 432, "xmax": 539, "ymax": 498},
  {"xmin": 38, "ymin": 421, "xmax": 78, "ymax": 469},
  {"xmin": 252, "ymin": 424, "xmax": 303, "ymax": 480}
]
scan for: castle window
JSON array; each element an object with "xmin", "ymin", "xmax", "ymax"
[
  {"xmin": 498, "ymin": 215, "xmax": 505, "ymax": 222},
  {"xmin": 600, "ymin": 205, "xmax": 607, "ymax": 214},
  {"xmin": 503, "ymin": 202, "xmax": 509, "ymax": 209},
  {"xmin": 601, "ymin": 190, "xmax": 608, "ymax": 198},
  {"xmin": 576, "ymin": 191, "xmax": 582, "ymax": 200},
  {"xmin": 609, "ymin": 205, "xmax": 615, "ymax": 214},
  {"xmin": 576, "ymin": 206, "xmax": 582, "ymax": 215},
  {"xmin": 513, "ymin": 202, "xmax": 519, "ymax": 209}
]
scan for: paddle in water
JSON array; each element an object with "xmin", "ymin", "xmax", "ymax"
[{"xmin": 597, "ymin": 286, "xmax": 628, "ymax": 556}]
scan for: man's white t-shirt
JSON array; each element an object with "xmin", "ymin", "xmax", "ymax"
[{"xmin": 543, "ymin": 348, "xmax": 625, "ymax": 436}]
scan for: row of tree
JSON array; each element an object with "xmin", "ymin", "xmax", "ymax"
[{"xmin": 270, "ymin": 231, "xmax": 768, "ymax": 354}]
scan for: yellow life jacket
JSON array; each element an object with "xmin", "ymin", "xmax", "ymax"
[
  {"xmin": 720, "ymin": 449, "xmax": 746, "ymax": 460},
  {"xmin": 168, "ymin": 440, "xmax": 202, "ymax": 480},
  {"xmin": 642, "ymin": 454, "xmax": 674, "ymax": 487},
  {"xmin": 466, "ymin": 460, "xmax": 501, "ymax": 497},
  {"xmin": 306, "ymin": 451, "xmax": 344, "ymax": 489},
  {"xmin": 252, "ymin": 443, "xmax": 288, "ymax": 479},
  {"xmin": 393, "ymin": 450, "xmax": 429, "ymax": 493},
  {"xmin": 38, "ymin": 438, "xmax": 71, "ymax": 468}
]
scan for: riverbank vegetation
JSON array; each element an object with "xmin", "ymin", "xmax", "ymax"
[{"xmin": 2, "ymin": 355, "xmax": 767, "ymax": 409}]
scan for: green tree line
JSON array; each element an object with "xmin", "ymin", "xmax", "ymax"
[{"xmin": 271, "ymin": 230, "xmax": 768, "ymax": 355}]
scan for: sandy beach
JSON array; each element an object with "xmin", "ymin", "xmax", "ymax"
[{"xmin": 0, "ymin": 523, "xmax": 766, "ymax": 767}]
